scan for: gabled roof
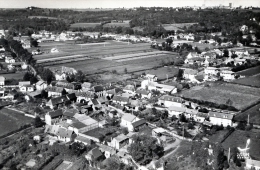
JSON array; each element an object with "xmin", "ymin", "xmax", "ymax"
[
  {"xmin": 75, "ymin": 135, "xmax": 91, "ymax": 145},
  {"xmin": 81, "ymin": 82, "xmax": 92, "ymax": 88},
  {"xmin": 56, "ymin": 128, "xmax": 73, "ymax": 138},
  {"xmin": 93, "ymin": 85, "xmax": 104, "ymax": 92},
  {"xmin": 113, "ymin": 95, "xmax": 129, "ymax": 103},
  {"xmin": 91, "ymin": 99, "xmax": 99, "ymax": 105},
  {"xmin": 132, "ymin": 119, "xmax": 146, "ymax": 128},
  {"xmin": 183, "ymin": 68, "xmax": 198, "ymax": 75},
  {"xmin": 136, "ymin": 89, "xmax": 150, "ymax": 95},
  {"xmin": 159, "ymin": 95, "xmax": 183, "ymax": 103},
  {"xmin": 114, "ymin": 134, "xmax": 129, "ymax": 143},
  {"xmin": 63, "ymin": 108, "xmax": 78, "ymax": 117},
  {"xmin": 66, "ymin": 93, "xmax": 76, "ymax": 100},
  {"xmin": 209, "ymin": 111, "xmax": 233, "ymax": 120},
  {"xmin": 56, "ymin": 81, "xmax": 74, "ymax": 89},
  {"xmin": 75, "ymin": 91, "xmax": 95, "ymax": 98},
  {"xmin": 0, "ymin": 76, "xmax": 5, "ymax": 81},
  {"xmin": 49, "ymin": 96, "xmax": 70, "ymax": 105},
  {"xmin": 121, "ymin": 113, "xmax": 136, "ymax": 122},
  {"xmin": 98, "ymin": 144, "xmax": 116, "ymax": 155},
  {"xmin": 35, "ymin": 80, "xmax": 46, "ymax": 86},
  {"xmin": 46, "ymin": 86, "xmax": 64, "ymax": 93},
  {"xmin": 197, "ymin": 112, "xmax": 208, "ymax": 118},
  {"xmin": 168, "ymin": 106, "xmax": 186, "ymax": 112},
  {"xmin": 48, "ymin": 109, "xmax": 63, "ymax": 118},
  {"xmin": 87, "ymin": 147, "xmax": 103, "ymax": 160},
  {"xmin": 19, "ymin": 81, "xmax": 30, "ymax": 86},
  {"xmin": 107, "ymin": 88, "xmax": 122, "ymax": 95},
  {"xmin": 71, "ymin": 121, "xmax": 87, "ymax": 129},
  {"xmin": 185, "ymin": 108, "xmax": 198, "ymax": 115},
  {"xmin": 123, "ymin": 84, "xmax": 135, "ymax": 92}
]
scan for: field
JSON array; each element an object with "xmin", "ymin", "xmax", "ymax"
[
  {"xmin": 103, "ymin": 20, "xmax": 130, "ymax": 27},
  {"xmin": 0, "ymin": 108, "xmax": 33, "ymax": 136},
  {"xmin": 0, "ymin": 71, "xmax": 25, "ymax": 80},
  {"xmin": 28, "ymin": 16, "xmax": 58, "ymax": 20},
  {"xmin": 234, "ymin": 103, "xmax": 260, "ymax": 125},
  {"xmin": 34, "ymin": 40, "xmax": 181, "ymax": 75},
  {"xmin": 180, "ymin": 82, "xmax": 260, "ymax": 111},
  {"xmin": 162, "ymin": 23, "xmax": 197, "ymax": 31},
  {"xmin": 235, "ymin": 65, "xmax": 260, "ymax": 77},
  {"xmin": 70, "ymin": 22, "xmax": 101, "ymax": 28},
  {"xmin": 232, "ymin": 74, "xmax": 260, "ymax": 87},
  {"xmin": 222, "ymin": 130, "xmax": 260, "ymax": 160}
]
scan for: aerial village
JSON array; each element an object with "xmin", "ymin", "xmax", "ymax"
[{"xmin": 0, "ymin": 6, "xmax": 260, "ymax": 170}]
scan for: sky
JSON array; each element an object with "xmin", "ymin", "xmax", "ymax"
[{"xmin": 0, "ymin": 0, "xmax": 259, "ymax": 9}]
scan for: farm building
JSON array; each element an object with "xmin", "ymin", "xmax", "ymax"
[
  {"xmin": 209, "ymin": 111, "xmax": 233, "ymax": 127},
  {"xmin": 0, "ymin": 76, "xmax": 5, "ymax": 86}
]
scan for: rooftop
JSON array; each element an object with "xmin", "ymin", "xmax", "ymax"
[
  {"xmin": 209, "ymin": 111, "xmax": 233, "ymax": 120},
  {"xmin": 121, "ymin": 113, "xmax": 137, "ymax": 122}
]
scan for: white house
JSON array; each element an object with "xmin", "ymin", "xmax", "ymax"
[
  {"xmin": 167, "ymin": 105, "xmax": 186, "ymax": 117},
  {"xmin": 123, "ymin": 84, "xmax": 135, "ymax": 95},
  {"xmin": 135, "ymin": 89, "xmax": 152, "ymax": 99},
  {"xmin": 209, "ymin": 111, "xmax": 233, "ymax": 127},
  {"xmin": 56, "ymin": 127, "xmax": 76, "ymax": 143},
  {"xmin": 145, "ymin": 74, "xmax": 158, "ymax": 82},
  {"xmin": 120, "ymin": 113, "xmax": 141, "ymax": 132},
  {"xmin": 182, "ymin": 68, "xmax": 199, "ymax": 82},
  {"xmin": 45, "ymin": 109, "xmax": 63, "ymax": 125},
  {"xmin": 19, "ymin": 85, "xmax": 35, "ymax": 92},
  {"xmin": 112, "ymin": 95, "xmax": 129, "ymax": 106},
  {"xmin": 246, "ymin": 158, "xmax": 260, "ymax": 170},
  {"xmin": 109, "ymin": 134, "xmax": 129, "ymax": 150},
  {"xmin": 204, "ymin": 67, "xmax": 219, "ymax": 75},
  {"xmin": 35, "ymin": 81, "xmax": 47, "ymax": 90},
  {"xmin": 158, "ymin": 95, "xmax": 184, "ymax": 108},
  {"xmin": 5, "ymin": 57, "xmax": 15, "ymax": 63},
  {"xmin": 219, "ymin": 70, "xmax": 235, "ymax": 81},
  {"xmin": 0, "ymin": 76, "xmax": 5, "ymax": 86},
  {"xmin": 141, "ymin": 80, "xmax": 177, "ymax": 94}
]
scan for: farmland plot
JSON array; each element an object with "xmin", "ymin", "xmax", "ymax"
[
  {"xmin": 180, "ymin": 83, "xmax": 260, "ymax": 110},
  {"xmin": 231, "ymin": 74, "xmax": 260, "ymax": 87}
]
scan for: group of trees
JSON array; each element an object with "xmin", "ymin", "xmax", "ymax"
[
  {"xmin": 23, "ymin": 72, "xmax": 38, "ymax": 84},
  {"xmin": 128, "ymin": 134, "xmax": 164, "ymax": 165}
]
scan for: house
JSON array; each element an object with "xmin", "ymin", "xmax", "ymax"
[
  {"xmin": 141, "ymin": 80, "xmax": 177, "ymax": 94},
  {"xmin": 245, "ymin": 158, "xmax": 260, "ymax": 170},
  {"xmin": 204, "ymin": 67, "xmax": 219, "ymax": 75},
  {"xmin": 152, "ymin": 127, "xmax": 173, "ymax": 146},
  {"xmin": 112, "ymin": 95, "xmax": 129, "ymax": 106},
  {"xmin": 182, "ymin": 68, "xmax": 199, "ymax": 82},
  {"xmin": 116, "ymin": 151, "xmax": 132, "ymax": 165},
  {"xmin": 3, "ymin": 89, "xmax": 18, "ymax": 100},
  {"xmin": 46, "ymin": 96, "xmax": 70, "ymax": 109},
  {"xmin": 219, "ymin": 70, "xmax": 235, "ymax": 81},
  {"xmin": 81, "ymin": 82, "xmax": 92, "ymax": 91},
  {"xmin": 186, "ymin": 52, "xmax": 200, "ymax": 59},
  {"xmin": 56, "ymin": 127, "xmax": 76, "ymax": 143},
  {"xmin": 167, "ymin": 106, "xmax": 186, "ymax": 118},
  {"xmin": 109, "ymin": 134, "xmax": 129, "ymax": 150},
  {"xmin": 123, "ymin": 84, "xmax": 135, "ymax": 94},
  {"xmin": 20, "ymin": 85, "xmax": 35, "ymax": 92},
  {"xmin": 0, "ymin": 76, "xmax": 5, "ymax": 86},
  {"xmin": 74, "ymin": 135, "xmax": 92, "ymax": 146},
  {"xmin": 126, "ymin": 99, "xmax": 142, "ymax": 111},
  {"xmin": 209, "ymin": 111, "xmax": 233, "ymax": 127},
  {"xmin": 46, "ymin": 86, "xmax": 64, "ymax": 97},
  {"xmin": 92, "ymin": 85, "xmax": 106, "ymax": 97},
  {"xmin": 19, "ymin": 81, "xmax": 31, "ymax": 87},
  {"xmin": 45, "ymin": 109, "xmax": 63, "ymax": 125},
  {"xmin": 76, "ymin": 91, "xmax": 96, "ymax": 103},
  {"xmin": 85, "ymin": 147, "xmax": 104, "ymax": 167},
  {"xmin": 185, "ymin": 108, "xmax": 198, "ymax": 119},
  {"xmin": 120, "ymin": 113, "xmax": 146, "ymax": 132},
  {"xmin": 158, "ymin": 95, "xmax": 184, "ymax": 108},
  {"xmin": 35, "ymin": 81, "xmax": 47, "ymax": 90},
  {"xmin": 56, "ymin": 81, "xmax": 81, "ymax": 91},
  {"xmin": 106, "ymin": 88, "xmax": 122, "ymax": 99},
  {"xmin": 145, "ymin": 74, "xmax": 158, "ymax": 82},
  {"xmin": 98, "ymin": 144, "xmax": 117, "ymax": 158},
  {"xmin": 196, "ymin": 112, "xmax": 208, "ymax": 123},
  {"xmin": 54, "ymin": 71, "xmax": 67, "ymax": 81},
  {"xmin": 135, "ymin": 89, "xmax": 152, "ymax": 99},
  {"xmin": 131, "ymin": 119, "xmax": 147, "ymax": 131},
  {"xmin": 5, "ymin": 57, "xmax": 15, "ymax": 63}
]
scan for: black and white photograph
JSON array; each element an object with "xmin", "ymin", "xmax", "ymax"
[{"xmin": 0, "ymin": 0, "xmax": 260, "ymax": 169}]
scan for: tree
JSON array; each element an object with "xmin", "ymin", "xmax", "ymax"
[
  {"xmin": 30, "ymin": 76, "xmax": 38, "ymax": 84},
  {"xmin": 23, "ymin": 72, "xmax": 32, "ymax": 81},
  {"xmin": 61, "ymin": 89, "xmax": 67, "ymax": 96},
  {"xmin": 41, "ymin": 90, "xmax": 48, "ymax": 98},
  {"xmin": 128, "ymin": 134, "xmax": 164, "ymax": 165},
  {"xmin": 75, "ymin": 70, "xmax": 85, "ymax": 83},
  {"xmin": 124, "ymin": 68, "xmax": 128, "ymax": 74},
  {"xmin": 30, "ymin": 39, "xmax": 38, "ymax": 47},
  {"xmin": 34, "ymin": 116, "xmax": 45, "ymax": 127}
]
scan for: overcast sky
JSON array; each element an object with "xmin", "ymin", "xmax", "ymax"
[{"xmin": 0, "ymin": 0, "xmax": 259, "ymax": 8}]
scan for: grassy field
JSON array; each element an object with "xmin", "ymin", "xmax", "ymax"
[
  {"xmin": 135, "ymin": 66, "xmax": 179, "ymax": 80},
  {"xmin": 222, "ymin": 130, "xmax": 260, "ymax": 160},
  {"xmin": 232, "ymin": 74, "xmax": 260, "ymax": 87},
  {"xmin": 180, "ymin": 82, "xmax": 260, "ymax": 111},
  {"xmin": 70, "ymin": 22, "xmax": 101, "ymax": 28},
  {"xmin": 236, "ymin": 65, "xmax": 260, "ymax": 77},
  {"xmin": 0, "ymin": 108, "xmax": 33, "ymax": 136},
  {"xmin": 103, "ymin": 21, "xmax": 130, "ymax": 27},
  {"xmin": 234, "ymin": 103, "xmax": 260, "ymax": 125}
]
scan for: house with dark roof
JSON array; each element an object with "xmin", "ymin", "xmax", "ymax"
[
  {"xmin": 45, "ymin": 109, "xmax": 63, "ymax": 125},
  {"xmin": 46, "ymin": 86, "xmax": 64, "ymax": 97},
  {"xmin": 66, "ymin": 93, "xmax": 77, "ymax": 102},
  {"xmin": 209, "ymin": 111, "xmax": 233, "ymax": 127},
  {"xmin": 46, "ymin": 96, "xmax": 70, "ymax": 109},
  {"xmin": 85, "ymin": 147, "xmax": 105, "ymax": 168},
  {"xmin": 75, "ymin": 135, "xmax": 92, "ymax": 146},
  {"xmin": 68, "ymin": 121, "xmax": 87, "ymax": 134},
  {"xmin": 92, "ymin": 85, "xmax": 106, "ymax": 97},
  {"xmin": 76, "ymin": 91, "xmax": 96, "ymax": 103},
  {"xmin": 98, "ymin": 144, "xmax": 117, "ymax": 158}
]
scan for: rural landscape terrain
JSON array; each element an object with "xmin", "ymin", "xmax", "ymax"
[{"xmin": 0, "ymin": 2, "xmax": 260, "ymax": 170}]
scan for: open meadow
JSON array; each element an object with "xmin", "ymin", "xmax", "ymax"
[
  {"xmin": 236, "ymin": 65, "xmax": 260, "ymax": 77},
  {"xmin": 234, "ymin": 103, "xmax": 260, "ymax": 125},
  {"xmin": 34, "ymin": 40, "xmax": 181, "ymax": 76},
  {"xmin": 180, "ymin": 82, "xmax": 260, "ymax": 111},
  {"xmin": 162, "ymin": 23, "xmax": 197, "ymax": 31},
  {"xmin": 231, "ymin": 74, "xmax": 260, "ymax": 88},
  {"xmin": 70, "ymin": 22, "xmax": 101, "ymax": 28},
  {"xmin": 0, "ymin": 108, "xmax": 33, "ymax": 137}
]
